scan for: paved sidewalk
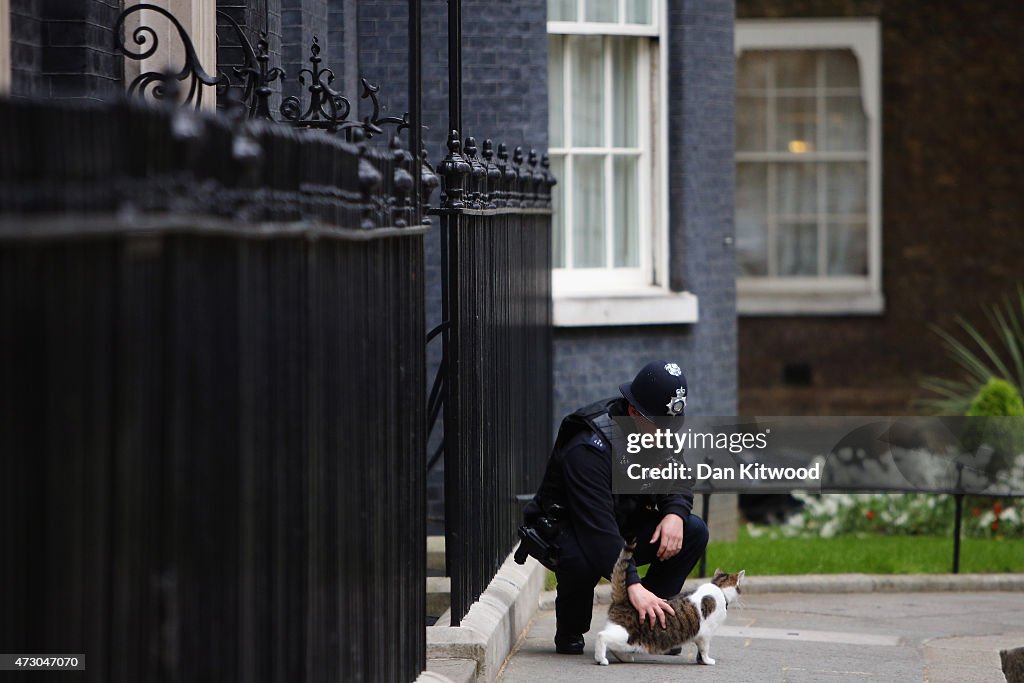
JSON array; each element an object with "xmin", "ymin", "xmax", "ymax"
[{"xmin": 498, "ymin": 591, "xmax": 1024, "ymax": 682}]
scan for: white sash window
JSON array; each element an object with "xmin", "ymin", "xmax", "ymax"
[{"xmin": 736, "ymin": 19, "xmax": 883, "ymax": 315}]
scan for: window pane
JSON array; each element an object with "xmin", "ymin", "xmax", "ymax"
[
  {"xmin": 773, "ymin": 50, "xmax": 816, "ymax": 88},
  {"xmin": 826, "ymin": 162, "xmax": 867, "ymax": 215},
  {"xmin": 827, "ymin": 222, "xmax": 868, "ymax": 275},
  {"xmin": 549, "ymin": 36, "xmax": 564, "ymax": 147},
  {"xmin": 737, "ymin": 163, "xmax": 768, "ymax": 215},
  {"xmin": 736, "ymin": 164, "xmax": 769, "ymax": 277},
  {"xmin": 737, "ymin": 51, "xmax": 771, "ymax": 90},
  {"xmin": 548, "ymin": 0, "xmax": 576, "ymax": 21},
  {"xmin": 572, "ymin": 155, "xmax": 606, "ymax": 267},
  {"xmin": 824, "ymin": 96, "xmax": 866, "ymax": 151},
  {"xmin": 625, "ymin": 0, "xmax": 652, "ymax": 24},
  {"xmin": 570, "ymin": 36, "xmax": 604, "ymax": 147},
  {"xmin": 776, "ymin": 163, "xmax": 817, "ymax": 217},
  {"xmin": 551, "ymin": 155, "xmax": 566, "ymax": 267},
  {"xmin": 778, "ymin": 223, "xmax": 818, "ymax": 275},
  {"xmin": 776, "ymin": 96, "xmax": 817, "ymax": 153},
  {"xmin": 611, "ymin": 38, "xmax": 638, "ymax": 147},
  {"xmin": 824, "ymin": 49, "xmax": 860, "ymax": 88},
  {"xmin": 736, "ymin": 95, "xmax": 767, "ymax": 151},
  {"xmin": 613, "ymin": 155, "xmax": 639, "ymax": 267},
  {"xmin": 583, "ymin": 0, "xmax": 616, "ymax": 22},
  {"xmin": 736, "ymin": 214, "xmax": 769, "ymax": 277}
]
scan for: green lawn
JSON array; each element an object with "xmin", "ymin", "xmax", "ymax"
[
  {"xmin": 705, "ymin": 528, "xmax": 1024, "ymax": 575},
  {"xmin": 544, "ymin": 530, "xmax": 1024, "ymax": 590}
]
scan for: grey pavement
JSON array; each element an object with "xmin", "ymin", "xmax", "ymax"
[{"xmin": 498, "ymin": 591, "xmax": 1024, "ymax": 682}]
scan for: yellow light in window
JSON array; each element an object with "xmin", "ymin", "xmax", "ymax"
[{"xmin": 788, "ymin": 140, "xmax": 810, "ymax": 154}]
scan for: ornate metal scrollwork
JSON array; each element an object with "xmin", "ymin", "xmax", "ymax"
[
  {"xmin": 115, "ymin": 3, "xmax": 229, "ymax": 109},
  {"xmin": 114, "ymin": 5, "xmax": 412, "ymax": 142},
  {"xmin": 361, "ymin": 79, "xmax": 410, "ymax": 137},
  {"xmin": 228, "ymin": 30, "xmax": 284, "ymax": 121},
  {"xmin": 280, "ymin": 37, "xmax": 356, "ymax": 133},
  {"xmin": 111, "ymin": 5, "xmax": 550, "ymax": 223}
]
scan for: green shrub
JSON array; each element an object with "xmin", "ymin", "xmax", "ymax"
[
  {"xmin": 960, "ymin": 378, "xmax": 1024, "ymax": 460},
  {"xmin": 919, "ymin": 286, "xmax": 1024, "ymax": 414},
  {"xmin": 966, "ymin": 378, "xmax": 1024, "ymax": 417}
]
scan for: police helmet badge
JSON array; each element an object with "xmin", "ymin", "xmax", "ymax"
[
  {"xmin": 665, "ymin": 387, "xmax": 687, "ymax": 416},
  {"xmin": 664, "ymin": 363, "xmax": 682, "ymax": 377}
]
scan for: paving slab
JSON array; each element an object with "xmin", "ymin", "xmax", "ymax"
[{"xmin": 497, "ymin": 591, "xmax": 1024, "ymax": 682}]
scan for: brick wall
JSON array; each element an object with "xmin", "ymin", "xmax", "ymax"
[
  {"xmin": 736, "ymin": 0, "xmax": 1024, "ymax": 415},
  {"xmin": 10, "ymin": 0, "xmax": 42, "ymax": 96},
  {"xmin": 9, "ymin": 0, "xmax": 122, "ymax": 99}
]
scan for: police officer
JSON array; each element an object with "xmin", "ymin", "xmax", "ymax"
[{"xmin": 521, "ymin": 360, "xmax": 709, "ymax": 655}]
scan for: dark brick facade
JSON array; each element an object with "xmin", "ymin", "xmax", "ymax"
[
  {"xmin": 10, "ymin": 0, "xmax": 122, "ymax": 99},
  {"xmin": 736, "ymin": 1, "xmax": 1024, "ymax": 415},
  {"xmin": 10, "ymin": 0, "xmax": 43, "ymax": 96},
  {"xmin": 281, "ymin": 0, "xmax": 327, "ymax": 100}
]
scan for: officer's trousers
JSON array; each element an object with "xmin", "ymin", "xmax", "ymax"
[{"xmin": 553, "ymin": 513, "xmax": 709, "ymax": 638}]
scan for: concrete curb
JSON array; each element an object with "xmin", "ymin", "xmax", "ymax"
[
  {"xmin": 426, "ymin": 550, "xmax": 546, "ymax": 683},
  {"xmin": 538, "ymin": 573, "xmax": 1024, "ymax": 609}
]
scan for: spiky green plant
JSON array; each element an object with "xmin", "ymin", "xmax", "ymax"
[{"xmin": 918, "ymin": 286, "xmax": 1024, "ymax": 415}]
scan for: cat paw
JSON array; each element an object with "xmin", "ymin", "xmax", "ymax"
[
  {"xmin": 596, "ymin": 657, "xmax": 609, "ymax": 666},
  {"xmin": 700, "ymin": 656, "xmax": 716, "ymax": 666}
]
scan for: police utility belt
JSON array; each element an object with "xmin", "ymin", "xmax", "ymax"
[{"xmin": 514, "ymin": 503, "xmax": 563, "ymax": 569}]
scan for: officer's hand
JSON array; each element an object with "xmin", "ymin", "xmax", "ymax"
[
  {"xmin": 627, "ymin": 583, "xmax": 675, "ymax": 629},
  {"xmin": 650, "ymin": 513, "xmax": 684, "ymax": 561}
]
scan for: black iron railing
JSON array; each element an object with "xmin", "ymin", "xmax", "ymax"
[
  {"xmin": 0, "ymin": 97, "xmax": 434, "ymax": 230},
  {"xmin": 0, "ymin": 97, "xmax": 427, "ymax": 683},
  {"xmin": 433, "ymin": 131, "xmax": 556, "ymax": 624},
  {"xmin": 113, "ymin": 3, "xmax": 432, "ymax": 226}
]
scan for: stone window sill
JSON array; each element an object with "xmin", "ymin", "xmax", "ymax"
[{"xmin": 553, "ymin": 288, "xmax": 699, "ymax": 327}]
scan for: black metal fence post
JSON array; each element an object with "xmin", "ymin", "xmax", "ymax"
[
  {"xmin": 435, "ymin": 121, "xmax": 554, "ymax": 623},
  {"xmin": 699, "ymin": 494, "xmax": 711, "ymax": 577},
  {"xmin": 0, "ymin": 96, "xmax": 430, "ymax": 683},
  {"xmin": 953, "ymin": 493, "xmax": 964, "ymax": 574},
  {"xmin": 408, "ymin": 0, "xmax": 422, "ymax": 224}
]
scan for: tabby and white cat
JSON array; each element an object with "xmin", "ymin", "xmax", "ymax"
[{"xmin": 594, "ymin": 542, "xmax": 743, "ymax": 666}]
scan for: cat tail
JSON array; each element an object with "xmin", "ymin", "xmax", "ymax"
[{"xmin": 610, "ymin": 539, "xmax": 637, "ymax": 605}]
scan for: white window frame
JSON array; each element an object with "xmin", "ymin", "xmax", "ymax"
[
  {"xmin": 735, "ymin": 18, "xmax": 883, "ymax": 316},
  {"xmin": 549, "ymin": 34, "xmax": 652, "ymax": 289},
  {"xmin": 0, "ymin": 0, "xmax": 10, "ymax": 94},
  {"xmin": 549, "ymin": 0, "xmax": 698, "ymax": 326}
]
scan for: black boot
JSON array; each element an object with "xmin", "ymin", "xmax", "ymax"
[{"xmin": 554, "ymin": 632, "xmax": 584, "ymax": 655}]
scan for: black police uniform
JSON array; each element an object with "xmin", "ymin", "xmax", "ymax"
[{"xmin": 523, "ymin": 392, "xmax": 709, "ymax": 652}]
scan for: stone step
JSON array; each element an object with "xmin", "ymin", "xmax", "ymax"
[
  {"xmin": 426, "ymin": 576, "xmax": 451, "ymax": 617},
  {"xmin": 427, "ymin": 534, "xmax": 446, "ymax": 572}
]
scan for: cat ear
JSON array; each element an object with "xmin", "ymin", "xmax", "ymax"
[
  {"xmin": 713, "ymin": 567, "xmax": 724, "ymax": 578},
  {"xmin": 737, "ymin": 569, "xmax": 745, "ymax": 582}
]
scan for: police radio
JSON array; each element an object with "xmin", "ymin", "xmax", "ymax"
[{"xmin": 513, "ymin": 504, "xmax": 564, "ymax": 569}]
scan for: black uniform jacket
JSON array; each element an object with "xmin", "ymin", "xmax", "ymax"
[{"xmin": 525, "ymin": 398, "xmax": 694, "ymax": 586}]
